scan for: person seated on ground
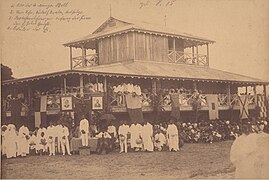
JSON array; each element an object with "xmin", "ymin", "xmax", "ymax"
[
  {"xmin": 36, "ymin": 131, "xmax": 47, "ymax": 155},
  {"xmin": 96, "ymin": 129, "xmax": 112, "ymax": 154},
  {"xmin": 118, "ymin": 120, "xmax": 129, "ymax": 153},
  {"xmin": 90, "ymin": 121, "xmax": 98, "ymax": 137},
  {"xmin": 29, "ymin": 131, "xmax": 37, "ymax": 155},
  {"xmin": 154, "ymin": 129, "xmax": 166, "ymax": 151},
  {"xmin": 107, "ymin": 121, "xmax": 117, "ymax": 150}
]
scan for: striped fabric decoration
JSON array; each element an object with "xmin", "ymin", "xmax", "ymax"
[{"xmin": 257, "ymin": 95, "xmax": 267, "ymax": 118}]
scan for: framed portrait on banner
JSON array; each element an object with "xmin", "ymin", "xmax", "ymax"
[
  {"xmin": 92, "ymin": 96, "xmax": 103, "ymax": 110},
  {"xmin": 61, "ymin": 96, "xmax": 73, "ymax": 111}
]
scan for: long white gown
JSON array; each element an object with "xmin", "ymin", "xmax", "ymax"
[
  {"xmin": 167, "ymin": 124, "xmax": 179, "ymax": 151},
  {"xmin": 5, "ymin": 124, "xmax": 18, "ymax": 158},
  {"xmin": 130, "ymin": 123, "xmax": 143, "ymax": 148},
  {"xmin": 141, "ymin": 123, "xmax": 154, "ymax": 151},
  {"xmin": 17, "ymin": 125, "xmax": 30, "ymax": 156}
]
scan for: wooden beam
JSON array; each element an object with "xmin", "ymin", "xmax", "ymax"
[
  {"xmin": 206, "ymin": 43, "xmax": 209, "ymax": 66},
  {"xmin": 63, "ymin": 77, "xmax": 67, "ymax": 94},
  {"xmin": 133, "ymin": 32, "xmax": 136, "ymax": 60},
  {"xmin": 70, "ymin": 47, "xmax": 73, "ymax": 70},
  {"xmin": 82, "ymin": 47, "xmax": 86, "ymax": 67},
  {"xmin": 253, "ymin": 85, "xmax": 257, "ymax": 105},
  {"xmin": 103, "ymin": 76, "xmax": 108, "ymax": 112},
  {"xmin": 192, "ymin": 46, "xmax": 195, "ymax": 63},
  {"xmin": 227, "ymin": 84, "xmax": 231, "ymax": 107},
  {"xmin": 263, "ymin": 85, "xmax": 268, "ymax": 118},
  {"xmin": 196, "ymin": 44, "xmax": 199, "ymax": 65},
  {"xmin": 173, "ymin": 38, "xmax": 176, "ymax": 61},
  {"xmin": 80, "ymin": 76, "xmax": 84, "ymax": 96}
]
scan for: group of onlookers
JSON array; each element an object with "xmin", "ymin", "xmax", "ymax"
[
  {"xmin": 1, "ymin": 122, "xmax": 72, "ymax": 159},
  {"xmin": 2, "ymin": 116, "xmax": 268, "ymax": 158}
]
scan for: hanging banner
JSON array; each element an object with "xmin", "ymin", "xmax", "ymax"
[
  {"xmin": 239, "ymin": 95, "xmax": 249, "ymax": 119},
  {"xmin": 207, "ymin": 95, "xmax": 219, "ymax": 120},
  {"xmin": 40, "ymin": 95, "xmax": 47, "ymax": 112}
]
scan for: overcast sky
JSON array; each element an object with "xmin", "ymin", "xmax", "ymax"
[{"xmin": 1, "ymin": 0, "xmax": 269, "ymax": 82}]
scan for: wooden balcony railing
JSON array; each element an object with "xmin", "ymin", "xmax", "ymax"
[
  {"xmin": 72, "ymin": 54, "xmax": 98, "ymax": 69},
  {"xmin": 168, "ymin": 50, "xmax": 208, "ymax": 66}
]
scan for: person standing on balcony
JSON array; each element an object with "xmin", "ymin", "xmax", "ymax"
[
  {"xmin": 79, "ymin": 115, "xmax": 89, "ymax": 147},
  {"xmin": 167, "ymin": 119, "xmax": 179, "ymax": 152},
  {"xmin": 118, "ymin": 120, "xmax": 129, "ymax": 153},
  {"xmin": 46, "ymin": 122, "xmax": 56, "ymax": 156}
]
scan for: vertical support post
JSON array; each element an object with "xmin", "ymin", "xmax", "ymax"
[
  {"xmin": 103, "ymin": 76, "xmax": 108, "ymax": 112},
  {"xmin": 63, "ymin": 77, "xmax": 67, "ymax": 94},
  {"xmin": 245, "ymin": 86, "xmax": 248, "ymax": 95},
  {"xmin": 253, "ymin": 85, "xmax": 257, "ymax": 105},
  {"xmin": 27, "ymin": 84, "xmax": 31, "ymax": 110},
  {"xmin": 196, "ymin": 44, "xmax": 199, "ymax": 65},
  {"xmin": 192, "ymin": 46, "xmax": 195, "ymax": 64},
  {"xmin": 133, "ymin": 32, "xmax": 136, "ymax": 60},
  {"xmin": 173, "ymin": 38, "xmax": 176, "ymax": 62},
  {"xmin": 82, "ymin": 47, "xmax": 86, "ymax": 67},
  {"xmin": 152, "ymin": 79, "xmax": 157, "ymax": 95},
  {"xmin": 263, "ymin": 84, "xmax": 268, "ymax": 118},
  {"xmin": 193, "ymin": 81, "xmax": 197, "ymax": 91},
  {"xmin": 96, "ymin": 76, "xmax": 99, "ymax": 92},
  {"xmin": 206, "ymin": 43, "xmax": 209, "ymax": 66},
  {"xmin": 227, "ymin": 84, "xmax": 231, "ymax": 107},
  {"xmin": 80, "ymin": 75, "xmax": 84, "ymax": 96},
  {"xmin": 70, "ymin": 47, "xmax": 73, "ymax": 70}
]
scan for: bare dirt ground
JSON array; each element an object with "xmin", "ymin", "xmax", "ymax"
[{"xmin": 1, "ymin": 141, "xmax": 235, "ymax": 179}]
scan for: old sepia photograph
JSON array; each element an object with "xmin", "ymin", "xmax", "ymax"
[{"xmin": 1, "ymin": 0, "xmax": 269, "ymax": 179}]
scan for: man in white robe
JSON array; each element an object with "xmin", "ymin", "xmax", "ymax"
[
  {"xmin": 5, "ymin": 124, "xmax": 18, "ymax": 158},
  {"xmin": 46, "ymin": 122, "xmax": 56, "ymax": 156},
  {"xmin": 59, "ymin": 124, "xmax": 72, "ymax": 156},
  {"xmin": 80, "ymin": 116, "xmax": 89, "ymax": 146},
  {"xmin": 17, "ymin": 125, "xmax": 30, "ymax": 157},
  {"xmin": 141, "ymin": 121, "xmax": 154, "ymax": 152},
  {"xmin": 167, "ymin": 120, "xmax": 179, "ymax": 152},
  {"xmin": 118, "ymin": 121, "xmax": 129, "ymax": 153},
  {"xmin": 129, "ymin": 122, "xmax": 143, "ymax": 151}
]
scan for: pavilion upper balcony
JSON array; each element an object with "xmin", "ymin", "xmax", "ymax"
[
  {"xmin": 72, "ymin": 53, "xmax": 99, "ymax": 69},
  {"xmin": 167, "ymin": 50, "xmax": 208, "ymax": 66}
]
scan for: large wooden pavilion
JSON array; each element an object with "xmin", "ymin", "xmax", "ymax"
[{"xmin": 2, "ymin": 17, "xmax": 268, "ymax": 129}]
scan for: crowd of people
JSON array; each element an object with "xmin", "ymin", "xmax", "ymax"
[{"xmin": 1, "ymin": 116, "xmax": 268, "ymax": 159}]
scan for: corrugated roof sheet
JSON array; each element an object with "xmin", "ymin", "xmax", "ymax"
[
  {"xmin": 2, "ymin": 61, "xmax": 268, "ymax": 85},
  {"xmin": 63, "ymin": 17, "xmax": 215, "ymax": 46},
  {"xmin": 75, "ymin": 60, "xmax": 267, "ymax": 84}
]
